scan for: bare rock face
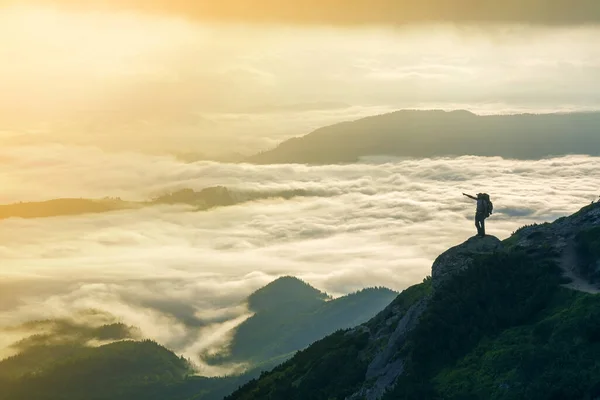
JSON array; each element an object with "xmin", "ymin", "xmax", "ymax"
[
  {"xmin": 346, "ymin": 298, "xmax": 429, "ymax": 400},
  {"xmin": 432, "ymin": 235, "xmax": 504, "ymax": 289}
]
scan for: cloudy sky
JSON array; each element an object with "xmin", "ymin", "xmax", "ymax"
[
  {"xmin": 2, "ymin": 2, "xmax": 600, "ymax": 156},
  {"xmin": 1, "ymin": 0, "xmax": 600, "ymax": 375}
]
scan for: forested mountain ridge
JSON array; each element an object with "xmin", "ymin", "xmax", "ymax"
[
  {"xmin": 227, "ymin": 201, "xmax": 600, "ymax": 400},
  {"xmin": 212, "ymin": 277, "xmax": 398, "ymax": 368}
]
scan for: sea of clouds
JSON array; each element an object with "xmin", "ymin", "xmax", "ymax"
[{"xmin": 1, "ymin": 144, "xmax": 599, "ymax": 374}]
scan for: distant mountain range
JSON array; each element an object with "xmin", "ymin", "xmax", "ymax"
[
  {"xmin": 0, "ymin": 277, "xmax": 397, "ymax": 400},
  {"xmin": 0, "ymin": 187, "xmax": 314, "ymax": 220},
  {"xmin": 248, "ymin": 110, "xmax": 600, "ymax": 164}
]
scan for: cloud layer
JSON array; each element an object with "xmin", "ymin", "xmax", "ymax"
[
  {"xmin": 9, "ymin": 0, "xmax": 600, "ymax": 26},
  {"xmin": 1, "ymin": 145, "xmax": 599, "ymax": 373}
]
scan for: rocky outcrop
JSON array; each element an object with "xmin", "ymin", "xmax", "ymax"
[
  {"xmin": 347, "ymin": 299, "xmax": 428, "ymax": 400},
  {"xmin": 431, "ymin": 235, "xmax": 504, "ymax": 289},
  {"xmin": 346, "ymin": 235, "xmax": 506, "ymax": 400}
]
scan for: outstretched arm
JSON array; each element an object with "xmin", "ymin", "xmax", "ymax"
[{"xmin": 463, "ymin": 193, "xmax": 477, "ymax": 200}]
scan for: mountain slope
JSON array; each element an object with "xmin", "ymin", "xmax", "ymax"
[
  {"xmin": 1, "ymin": 340, "xmax": 190, "ymax": 400},
  {"xmin": 209, "ymin": 277, "xmax": 398, "ymax": 370},
  {"xmin": 0, "ymin": 335, "xmax": 248, "ymax": 400},
  {"xmin": 0, "ymin": 278, "xmax": 397, "ymax": 400},
  {"xmin": 226, "ymin": 202, "xmax": 600, "ymax": 400},
  {"xmin": 248, "ymin": 110, "xmax": 600, "ymax": 164},
  {"xmin": 0, "ymin": 320, "xmax": 220, "ymax": 400},
  {"xmin": 225, "ymin": 283, "xmax": 430, "ymax": 400}
]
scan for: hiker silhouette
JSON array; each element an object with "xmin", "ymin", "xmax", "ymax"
[{"xmin": 463, "ymin": 193, "xmax": 493, "ymax": 237}]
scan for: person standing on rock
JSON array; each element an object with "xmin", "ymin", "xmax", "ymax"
[{"xmin": 463, "ymin": 193, "xmax": 493, "ymax": 237}]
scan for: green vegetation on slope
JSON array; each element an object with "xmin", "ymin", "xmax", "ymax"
[
  {"xmin": 0, "ymin": 318, "xmax": 207, "ymax": 400},
  {"xmin": 225, "ymin": 330, "xmax": 371, "ymax": 400},
  {"xmin": 385, "ymin": 223, "xmax": 600, "ymax": 399},
  {"xmin": 0, "ymin": 336, "xmax": 244, "ymax": 400},
  {"xmin": 0, "ymin": 320, "xmax": 137, "ymax": 381},
  {"xmin": 215, "ymin": 277, "xmax": 397, "ymax": 366},
  {"xmin": 575, "ymin": 226, "xmax": 600, "ymax": 283},
  {"xmin": 385, "ymin": 249, "xmax": 563, "ymax": 399},
  {"xmin": 225, "ymin": 282, "xmax": 431, "ymax": 400},
  {"xmin": 434, "ymin": 290, "xmax": 600, "ymax": 400},
  {"xmin": 0, "ymin": 339, "xmax": 189, "ymax": 400}
]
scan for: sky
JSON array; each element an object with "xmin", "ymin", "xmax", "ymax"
[
  {"xmin": 7, "ymin": 0, "xmax": 600, "ymax": 26},
  {"xmin": 1, "ymin": 3, "xmax": 600, "ymax": 156},
  {"xmin": 1, "ymin": 0, "xmax": 600, "ymax": 376}
]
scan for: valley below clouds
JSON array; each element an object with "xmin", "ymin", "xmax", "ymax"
[{"xmin": 1, "ymin": 144, "xmax": 599, "ymax": 374}]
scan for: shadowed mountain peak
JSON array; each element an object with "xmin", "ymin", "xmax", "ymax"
[{"xmin": 247, "ymin": 276, "xmax": 329, "ymax": 312}]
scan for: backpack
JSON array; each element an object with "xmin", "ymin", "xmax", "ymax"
[{"xmin": 481, "ymin": 193, "xmax": 493, "ymax": 218}]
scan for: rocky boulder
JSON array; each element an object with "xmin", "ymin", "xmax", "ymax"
[{"xmin": 432, "ymin": 235, "xmax": 504, "ymax": 289}]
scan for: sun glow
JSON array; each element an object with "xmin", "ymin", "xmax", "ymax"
[{"xmin": 1, "ymin": 4, "xmax": 600, "ymax": 157}]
